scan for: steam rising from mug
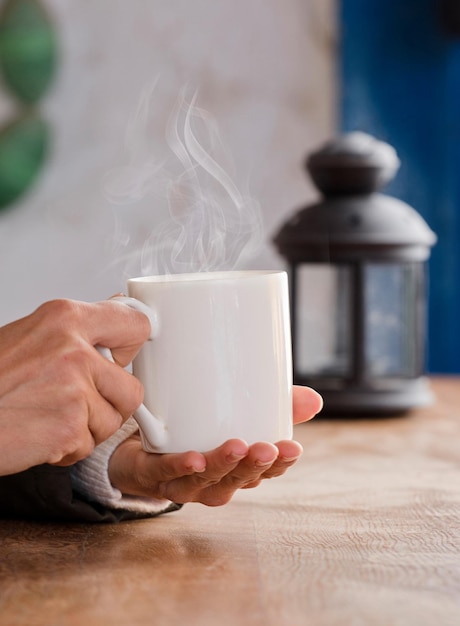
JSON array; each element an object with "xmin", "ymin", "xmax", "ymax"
[{"xmin": 104, "ymin": 84, "xmax": 263, "ymax": 277}]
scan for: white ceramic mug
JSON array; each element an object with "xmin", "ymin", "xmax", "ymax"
[{"xmin": 109, "ymin": 270, "xmax": 293, "ymax": 453}]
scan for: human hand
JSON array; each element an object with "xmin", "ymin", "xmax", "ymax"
[
  {"xmin": 108, "ymin": 385, "xmax": 323, "ymax": 506},
  {"xmin": 0, "ymin": 299, "xmax": 151, "ymax": 476}
]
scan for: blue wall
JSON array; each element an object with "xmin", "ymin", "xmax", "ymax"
[{"xmin": 340, "ymin": 0, "xmax": 460, "ymax": 372}]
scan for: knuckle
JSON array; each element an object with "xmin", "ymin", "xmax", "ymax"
[
  {"xmin": 37, "ymin": 299, "xmax": 82, "ymax": 330},
  {"xmin": 242, "ymin": 479, "xmax": 262, "ymax": 489},
  {"xmin": 110, "ymin": 301, "xmax": 151, "ymax": 342},
  {"xmin": 53, "ymin": 342, "xmax": 94, "ymax": 383},
  {"xmin": 195, "ymin": 475, "xmax": 220, "ymax": 488},
  {"xmin": 36, "ymin": 301, "xmax": 92, "ymax": 366},
  {"xmin": 227, "ymin": 473, "xmax": 249, "ymax": 488},
  {"xmin": 49, "ymin": 419, "xmax": 94, "ymax": 464},
  {"xmin": 59, "ymin": 376, "xmax": 90, "ymax": 410},
  {"xmin": 123, "ymin": 375, "xmax": 144, "ymax": 415},
  {"xmin": 65, "ymin": 342, "xmax": 93, "ymax": 370},
  {"xmin": 94, "ymin": 413, "xmax": 123, "ymax": 444}
]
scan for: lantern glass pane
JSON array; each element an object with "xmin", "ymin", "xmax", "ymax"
[
  {"xmin": 364, "ymin": 263, "xmax": 421, "ymax": 377},
  {"xmin": 296, "ymin": 264, "xmax": 351, "ymax": 377}
]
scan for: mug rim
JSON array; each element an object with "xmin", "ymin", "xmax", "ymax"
[{"xmin": 127, "ymin": 270, "xmax": 286, "ymax": 284}]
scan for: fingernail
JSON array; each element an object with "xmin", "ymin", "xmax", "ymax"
[
  {"xmin": 315, "ymin": 392, "xmax": 324, "ymax": 413},
  {"xmin": 254, "ymin": 458, "xmax": 275, "ymax": 468},
  {"xmin": 186, "ymin": 463, "xmax": 206, "ymax": 473},
  {"xmin": 227, "ymin": 452, "xmax": 247, "ymax": 463}
]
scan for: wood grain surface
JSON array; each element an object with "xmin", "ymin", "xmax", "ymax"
[{"xmin": 1, "ymin": 377, "xmax": 459, "ymax": 626}]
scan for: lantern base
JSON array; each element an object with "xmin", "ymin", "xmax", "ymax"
[{"xmin": 295, "ymin": 376, "xmax": 434, "ymax": 417}]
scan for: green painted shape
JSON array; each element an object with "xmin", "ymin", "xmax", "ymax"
[
  {"xmin": 0, "ymin": 113, "xmax": 49, "ymax": 209},
  {"xmin": 0, "ymin": 0, "xmax": 57, "ymax": 103}
]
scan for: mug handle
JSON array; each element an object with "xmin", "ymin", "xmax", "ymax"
[{"xmin": 97, "ymin": 296, "xmax": 168, "ymax": 453}]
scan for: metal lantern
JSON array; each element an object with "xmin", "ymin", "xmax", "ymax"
[{"xmin": 273, "ymin": 132, "xmax": 437, "ymax": 416}]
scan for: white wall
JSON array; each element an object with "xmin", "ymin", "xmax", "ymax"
[{"xmin": 0, "ymin": 0, "xmax": 336, "ymax": 325}]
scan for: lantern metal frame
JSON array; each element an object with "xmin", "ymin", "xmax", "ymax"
[{"xmin": 274, "ymin": 133, "xmax": 437, "ymax": 416}]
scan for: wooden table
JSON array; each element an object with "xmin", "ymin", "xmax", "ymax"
[{"xmin": 1, "ymin": 377, "xmax": 460, "ymax": 626}]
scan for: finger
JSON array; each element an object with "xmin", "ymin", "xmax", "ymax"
[
  {"xmin": 88, "ymin": 390, "xmax": 125, "ymax": 440},
  {"xmin": 51, "ymin": 391, "xmax": 125, "ymax": 466},
  {"xmin": 277, "ymin": 439, "xmax": 303, "ymax": 460},
  {"xmin": 93, "ymin": 355, "xmax": 145, "ymax": 421},
  {"xmin": 107, "ymin": 437, "xmax": 208, "ymax": 498},
  {"xmin": 195, "ymin": 442, "xmax": 280, "ymax": 505},
  {"xmin": 253, "ymin": 440, "xmax": 303, "ymax": 480},
  {"xmin": 189, "ymin": 439, "xmax": 250, "ymax": 487},
  {"xmin": 293, "ymin": 385, "xmax": 323, "ymax": 424},
  {"xmin": 216, "ymin": 442, "xmax": 280, "ymax": 489},
  {"xmin": 84, "ymin": 300, "xmax": 151, "ymax": 366},
  {"xmin": 155, "ymin": 439, "xmax": 250, "ymax": 502},
  {"xmin": 139, "ymin": 449, "xmax": 207, "ymax": 484}
]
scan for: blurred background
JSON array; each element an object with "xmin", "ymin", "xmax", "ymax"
[{"xmin": 0, "ymin": 0, "xmax": 458, "ymax": 373}]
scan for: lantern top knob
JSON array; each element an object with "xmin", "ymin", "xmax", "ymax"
[
  {"xmin": 273, "ymin": 132, "xmax": 437, "ymax": 262},
  {"xmin": 307, "ymin": 132, "xmax": 401, "ymax": 195}
]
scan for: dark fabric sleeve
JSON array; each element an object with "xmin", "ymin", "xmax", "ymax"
[{"xmin": 0, "ymin": 464, "xmax": 182, "ymax": 523}]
